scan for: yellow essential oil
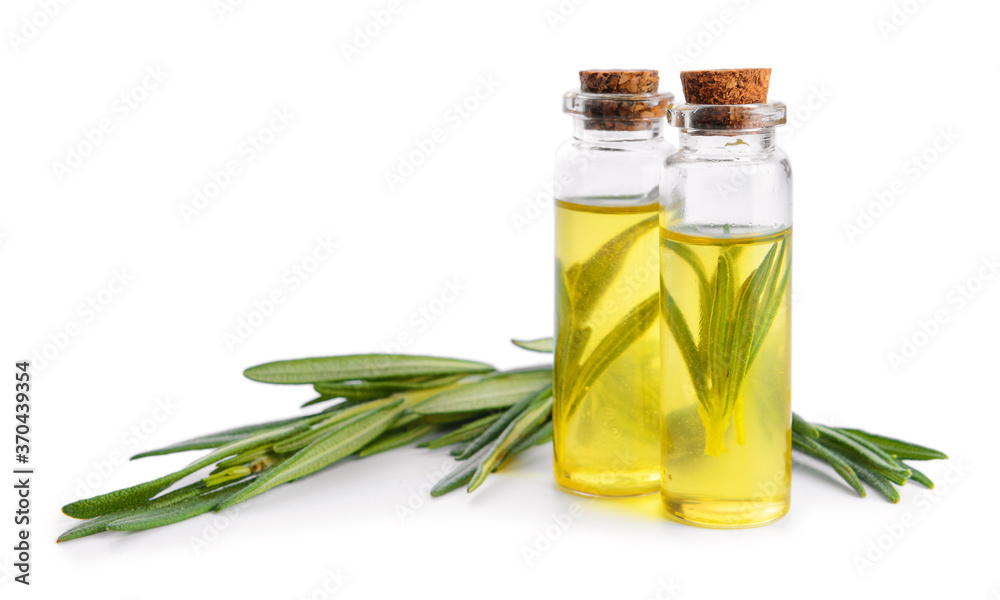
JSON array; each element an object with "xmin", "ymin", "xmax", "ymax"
[
  {"xmin": 660, "ymin": 226, "xmax": 792, "ymax": 527},
  {"xmin": 554, "ymin": 199, "xmax": 661, "ymax": 497}
]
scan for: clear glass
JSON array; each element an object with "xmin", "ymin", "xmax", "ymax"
[
  {"xmin": 554, "ymin": 90, "xmax": 675, "ymax": 497},
  {"xmin": 659, "ymin": 103, "xmax": 793, "ymax": 527}
]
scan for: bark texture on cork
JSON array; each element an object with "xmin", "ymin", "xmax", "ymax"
[
  {"xmin": 679, "ymin": 68, "xmax": 772, "ymax": 129},
  {"xmin": 576, "ymin": 69, "xmax": 666, "ymax": 131},
  {"xmin": 680, "ymin": 68, "xmax": 771, "ymax": 104},
  {"xmin": 580, "ymin": 69, "xmax": 659, "ymax": 95}
]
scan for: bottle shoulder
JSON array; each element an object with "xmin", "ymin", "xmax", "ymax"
[{"xmin": 664, "ymin": 147, "xmax": 791, "ymax": 169}]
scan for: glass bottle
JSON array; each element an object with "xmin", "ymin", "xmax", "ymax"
[
  {"xmin": 554, "ymin": 70, "xmax": 675, "ymax": 497},
  {"xmin": 659, "ymin": 101, "xmax": 792, "ymax": 526}
]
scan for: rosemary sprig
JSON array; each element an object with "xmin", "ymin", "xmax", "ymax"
[
  {"xmin": 555, "ymin": 214, "xmax": 658, "ymax": 415},
  {"xmin": 58, "ymin": 342, "xmax": 947, "ymax": 542},
  {"xmin": 662, "ymin": 235, "xmax": 790, "ymax": 454},
  {"xmin": 790, "ymin": 414, "xmax": 947, "ymax": 503}
]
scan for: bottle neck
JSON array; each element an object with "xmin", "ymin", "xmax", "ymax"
[
  {"xmin": 572, "ymin": 119, "xmax": 664, "ymax": 144},
  {"xmin": 677, "ymin": 129, "xmax": 776, "ymax": 158}
]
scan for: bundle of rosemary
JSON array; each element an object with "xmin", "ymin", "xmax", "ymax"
[{"xmin": 57, "ymin": 340, "xmax": 946, "ymax": 543}]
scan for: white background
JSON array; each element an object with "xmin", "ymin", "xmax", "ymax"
[{"xmin": 1, "ymin": 0, "xmax": 997, "ymax": 598}]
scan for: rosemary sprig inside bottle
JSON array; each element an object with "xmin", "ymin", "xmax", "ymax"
[{"xmin": 661, "ymin": 232, "xmax": 791, "ymax": 455}]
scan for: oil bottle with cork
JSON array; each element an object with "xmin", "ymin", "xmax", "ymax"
[
  {"xmin": 553, "ymin": 69, "xmax": 675, "ymax": 497},
  {"xmin": 659, "ymin": 68, "xmax": 793, "ymax": 527}
]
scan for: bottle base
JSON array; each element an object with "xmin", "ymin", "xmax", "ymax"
[
  {"xmin": 662, "ymin": 495, "xmax": 789, "ymax": 529},
  {"xmin": 555, "ymin": 472, "xmax": 659, "ymax": 498}
]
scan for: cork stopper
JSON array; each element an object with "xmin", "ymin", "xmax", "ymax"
[
  {"xmin": 680, "ymin": 68, "xmax": 771, "ymax": 105},
  {"xmin": 580, "ymin": 69, "xmax": 659, "ymax": 95},
  {"xmin": 676, "ymin": 68, "xmax": 773, "ymax": 130},
  {"xmin": 568, "ymin": 69, "xmax": 669, "ymax": 131}
]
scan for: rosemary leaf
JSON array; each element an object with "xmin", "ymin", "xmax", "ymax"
[
  {"xmin": 724, "ymin": 242, "xmax": 777, "ymax": 413},
  {"xmin": 707, "ymin": 253, "xmax": 733, "ymax": 410},
  {"xmin": 313, "ymin": 375, "xmax": 466, "ymax": 402},
  {"xmin": 107, "ymin": 482, "xmax": 252, "ymax": 532},
  {"xmin": 129, "ymin": 434, "xmax": 248, "ymax": 460},
  {"xmin": 840, "ymin": 429, "xmax": 948, "ymax": 461},
  {"xmin": 664, "ymin": 238, "xmax": 711, "ymax": 296},
  {"xmin": 814, "ymin": 425, "xmax": 910, "ymax": 477},
  {"xmin": 664, "ymin": 237, "xmax": 712, "ymax": 369},
  {"xmin": 310, "ymin": 384, "xmax": 389, "ymax": 402},
  {"xmin": 130, "ymin": 415, "xmax": 315, "ymax": 460},
  {"xmin": 747, "ymin": 239, "xmax": 789, "ymax": 366},
  {"xmin": 565, "ymin": 293, "xmax": 658, "ymax": 420},
  {"xmin": 512, "ymin": 338, "xmax": 554, "ymax": 353},
  {"xmin": 56, "ymin": 514, "xmax": 120, "ymax": 543},
  {"xmin": 430, "ymin": 445, "xmax": 490, "ymax": 497},
  {"xmin": 554, "ymin": 258, "xmax": 578, "ymax": 402},
  {"xmin": 569, "ymin": 214, "xmax": 658, "ymax": 321},
  {"xmin": 902, "ymin": 462, "xmax": 934, "ymax": 488},
  {"xmin": 300, "ymin": 395, "xmax": 336, "ymax": 408},
  {"xmin": 244, "ymin": 355, "xmax": 494, "ymax": 385},
  {"xmin": 662, "ymin": 289, "xmax": 708, "ymax": 405},
  {"xmin": 415, "ymin": 371, "xmax": 551, "ymax": 415}
]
